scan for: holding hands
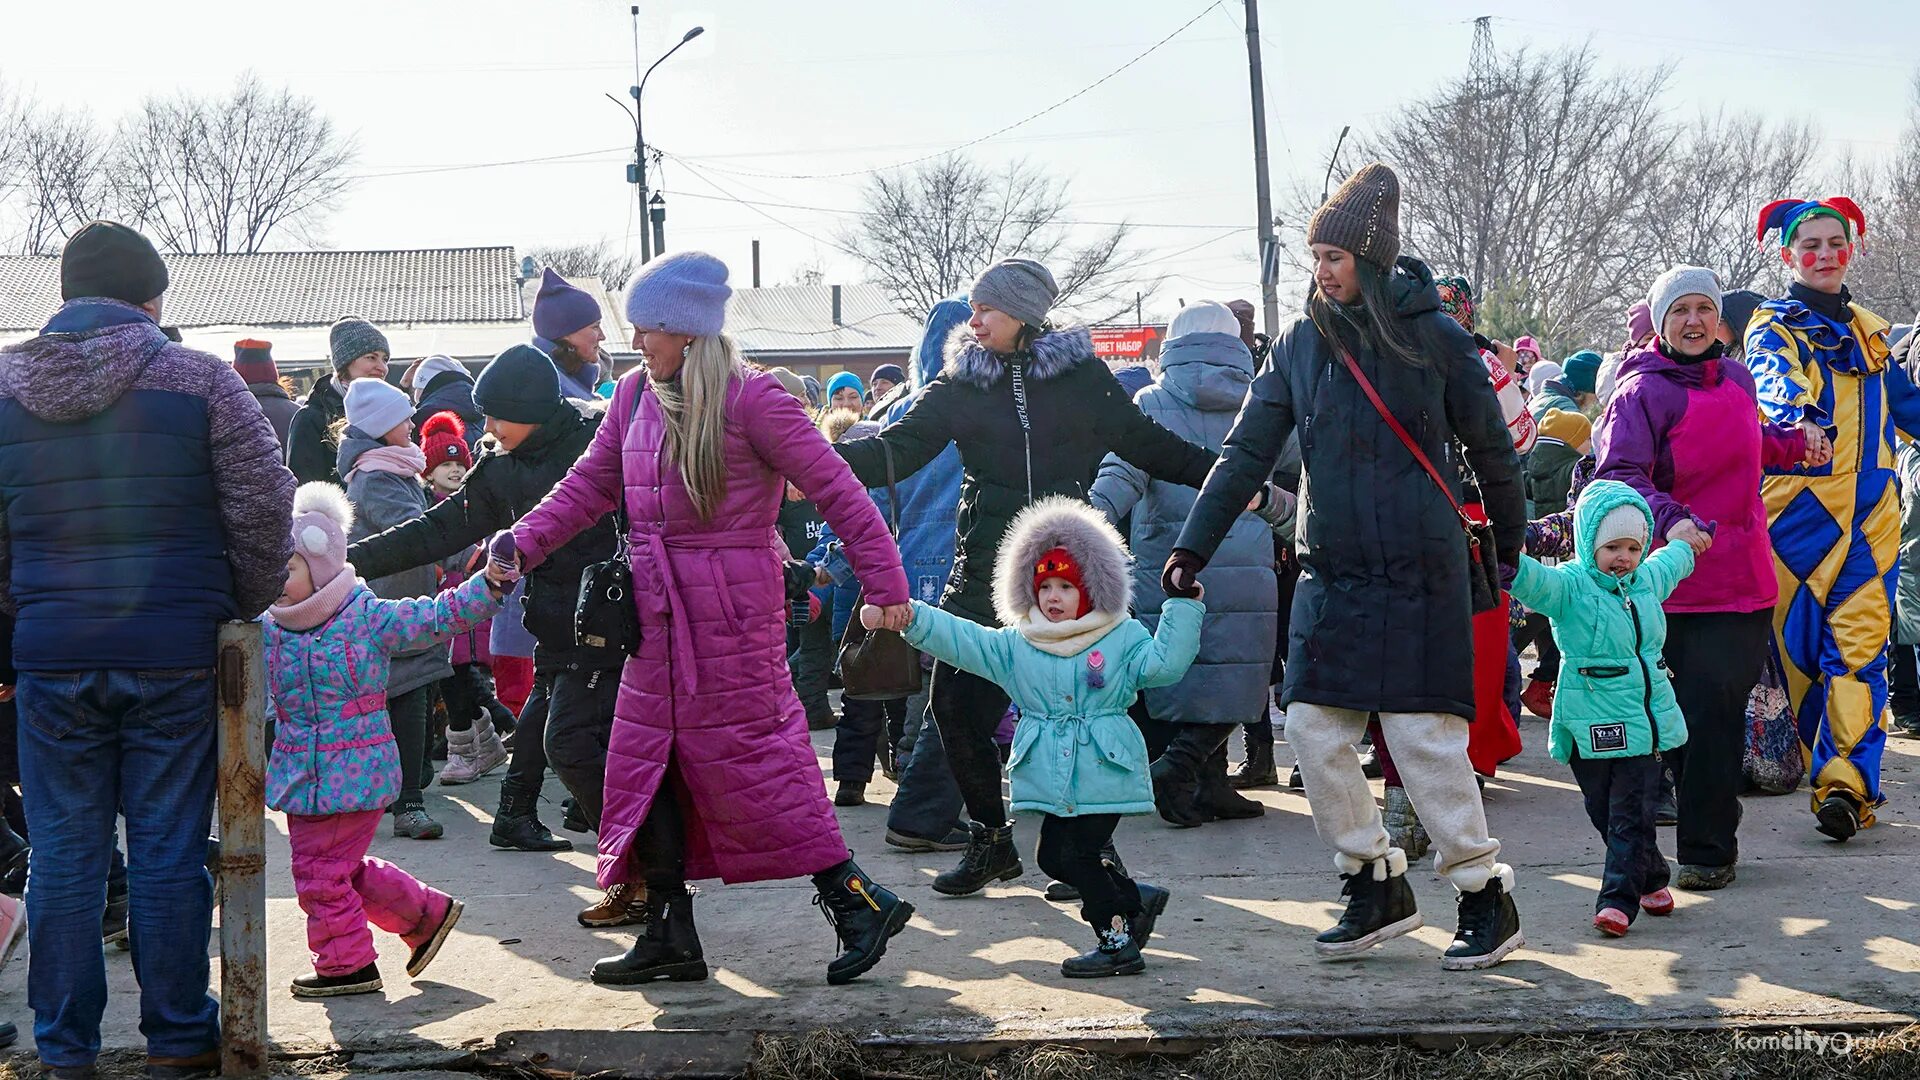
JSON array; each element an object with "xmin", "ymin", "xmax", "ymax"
[
  {"xmin": 859, "ymin": 603, "xmax": 914, "ymax": 633},
  {"xmin": 483, "ymin": 530, "xmax": 523, "ymax": 591},
  {"xmin": 1666, "ymin": 519, "xmax": 1713, "ymax": 556},
  {"xmin": 1801, "ymin": 420, "xmax": 1834, "ymax": 468}
]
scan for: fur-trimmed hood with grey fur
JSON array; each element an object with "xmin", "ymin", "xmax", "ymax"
[
  {"xmin": 944, "ymin": 325, "xmax": 1095, "ymax": 390},
  {"xmin": 994, "ymin": 496, "xmax": 1133, "ymax": 625}
]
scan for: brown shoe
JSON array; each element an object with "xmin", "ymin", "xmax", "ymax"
[{"xmin": 578, "ymin": 882, "xmax": 649, "ymax": 928}]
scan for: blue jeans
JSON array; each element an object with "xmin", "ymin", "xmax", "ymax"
[{"xmin": 18, "ymin": 669, "xmax": 220, "ymax": 1067}]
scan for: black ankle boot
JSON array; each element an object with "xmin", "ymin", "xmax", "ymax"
[
  {"xmin": 590, "ymin": 883, "xmax": 708, "ymax": 985},
  {"xmin": 1061, "ymin": 918, "xmax": 1144, "ymax": 978},
  {"xmin": 932, "ymin": 821, "xmax": 1022, "ymax": 896},
  {"xmin": 1199, "ymin": 740, "xmax": 1265, "ymax": 820},
  {"xmin": 1229, "ymin": 727, "xmax": 1277, "ymax": 789},
  {"xmin": 561, "ymin": 797, "xmax": 591, "ymax": 834},
  {"xmin": 1315, "ymin": 854, "xmax": 1422, "ymax": 958},
  {"xmin": 489, "ymin": 784, "xmax": 573, "ymax": 853},
  {"xmin": 1150, "ymin": 731, "xmax": 1211, "ymax": 827},
  {"xmin": 812, "ymin": 859, "xmax": 915, "ymax": 984}
]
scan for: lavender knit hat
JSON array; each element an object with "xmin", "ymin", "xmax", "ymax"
[
  {"xmin": 291, "ymin": 482, "xmax": 354, "ymax": 589},
  {"xmin": 531, "ymin": 268, "xmax": 603, "ymax": 342},
  {"xmin": 624, "ymin": 251, "xmax": 731, "ymax": 337}
]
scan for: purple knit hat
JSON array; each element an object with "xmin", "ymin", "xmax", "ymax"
[
  {"xmin": 625, "ymin": 251, "xmax": 731, "ymax": 337},
  {"xmin": 531, "ymin": 268, "xmax": 603, "ymax": 342}
]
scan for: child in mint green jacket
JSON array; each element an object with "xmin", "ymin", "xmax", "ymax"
[
  {"xmin": 1509, "ymin": 478, "xmax": 1698, "ymax": 938},
  {"xmin": 862, "ymin": 496, "xmax": 1202, "ymax": 979}
]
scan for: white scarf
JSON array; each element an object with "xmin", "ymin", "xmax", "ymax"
[{"xmin": 1016, "ymin": 608, "xmax": 1126, "ymax": 658}]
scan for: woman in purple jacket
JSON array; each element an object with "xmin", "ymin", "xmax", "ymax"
[
  {"xmin": 1594, "ymin": 266, "xmax": 1817, "ymax": 892},
  {"xmin": 510, "ymin": 252, "xmax": 917, "ymax": 987}
]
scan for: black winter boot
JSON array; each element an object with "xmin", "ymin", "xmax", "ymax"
[
  {"xmin": 1150, "ymin": 732, "xmax": 1210, "ymax": 828},
  {"xmin": 561, "ymin": 796, "xmax": 591, "ymax": 833},
  {"xmin": 1229, "ymin": 724, "xmax": 1278, "ymax": 789},
  {"xmin": 1061, "ymin": 917, "xmax": 1144, "ymax": 978},
  {"xmin": 1315, "ymin": 851, "xmax": 1422, "ymax": 958},
  {"xmin": 1128, "ymin": 883, "xmax": 1170, "ymax": 948},
  {"xmin": 1045, "ymin": 842, "xmax": 1127, "ymax": 903},
  {"xmin": 813, "ymin": 859, "xmax": 915, "ymax": 984},
  {"xmin": 489, "ymin": 783, "xmax": 573, "ymax": 853},
  {"xmin": 1199, "ymin": 740, "xmax": 1265, "ymax": 820},
  {"xmin": 591, "ymin": 883, "xmax": 708, "ymax": 985},
  {"xmin": 932, "ymin": 821, "xmax": 1022, "ymax": 896},
  {"xmin": 1441, "ymin": 868, "xmax": 1525, "ymax": 970}
]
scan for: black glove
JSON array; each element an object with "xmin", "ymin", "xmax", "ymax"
[
  {"xmin": 782, "ymin": 559, "xmax": 816, "ymax": 604},
  {"xmin": 1162, "ymin": 548, "xmax": 1206, "ymax": 599}
]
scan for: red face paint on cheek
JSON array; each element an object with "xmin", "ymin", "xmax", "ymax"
[
  {"xmin": 1838, "ymin": 245, "xmax": 1852, "ymax": 267},
  {"xmin": 1801, "ymin": 250, "xmax": 1820, "ymax": 269}
]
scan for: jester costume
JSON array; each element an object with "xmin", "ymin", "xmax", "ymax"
[{"xmin": 1745, "ymin": 198, "xmax": 1920, "ymax": 827}]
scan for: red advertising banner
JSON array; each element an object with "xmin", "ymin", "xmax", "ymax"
[{"xmin": 1091, "ymin": 326, "xmax": 1164, "ymax": 361}]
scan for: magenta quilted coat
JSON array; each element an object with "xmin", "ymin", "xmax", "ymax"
[
  {"xmin": 512, "ymin": 368, "xmax": 909, "ymax": 886},
  {"xmin": 264, "ymin": 574, "xmax": 501, "ymax": 815}
]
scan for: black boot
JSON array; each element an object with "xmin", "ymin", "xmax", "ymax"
[
  {"xmin": 1441, "ymin": 870, "xmax": 1525, "ymax": 970},
  {"xmin": 931, "ymin": 821, "xmax": 1022, "ymax": 896},
  {"xmin": 561, "ymin": 796, "xmax": 592, "ymax": 833},
  {"xmin": 489, "ymin": 783, "xmax": 573, "ymax": 852},
  {"xmin": 1061, "ymin": 918, "xmax": 1144, "ymax": 978},
  {"xmin": 1229, "ymin": 724, "xmax": 1277, "ymax": 789},
  {"xmin": 1045, "ymin": 842, "xmax": 1126, "ymax": 903},
  {"xmin": 591, "ymin": 883, "xmax": 708, "ymax": 985},
  {"xmin": 812, "ymin": 859, "xmax": 915, "ymax": 984},
  {"xmin": 1150, "ymin": 731, "xmax": 1210, "ymax": 828},
  {"xmin": 1128, "ymin": 883, "xmax": 1170, "ymax": 948},
  {"xmin": 1199, "ymin": 740, "xmax": 1265, "ymax": 820},
  {"xmin": 1315, "ymin": 854, "xmax": 1422, "ymax": 958},
  {"xmin": 1816, "ymin": 793, "xmax": 1860, "ymax": 842}
]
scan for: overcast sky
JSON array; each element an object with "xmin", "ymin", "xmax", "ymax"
[{"xmin": 6, "ymin": 0, "xmax": 1918, "ymax": 323}]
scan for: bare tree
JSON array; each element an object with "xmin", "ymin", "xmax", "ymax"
[
  {"xmin": 106, "ymin": 72, "xmax": 356, "ymax": 253},
  {"xmin": 9, "ymin": 104, "xmax": 111, "ymax": 255},
  {"xmin": 525, "ymin": 239, "xmax": 640, "ymax": 292},
  {"xmin": 841, "ymin": 154, "xmax": 1142, "ymax": 319},
  {"xmin": 1647, "ymin": 111, "xmax": 1824, "ymax": 295},
  {"xmin": 1818, "ymin": 77, "xmax": 1920, "ymax": 322}
]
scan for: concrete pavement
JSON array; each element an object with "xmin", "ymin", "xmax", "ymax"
[{"xmin": 8, "ymin": 710, "xmax": 1920, "ymax": 1070}]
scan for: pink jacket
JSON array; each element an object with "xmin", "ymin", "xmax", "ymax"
[{"xmin": 513, "ymin": 368, "xmax": 908, "ymax": 886}]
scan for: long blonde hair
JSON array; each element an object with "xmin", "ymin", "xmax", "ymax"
[{"xmin": 652, "ymin": 334, "xmax": 743, "ymax": 520}]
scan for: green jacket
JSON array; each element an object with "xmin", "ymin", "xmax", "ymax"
[
  {"xmin": 903, "ymin": 597, "xmax": 1202, "ymax": 817},
  {"xmin": 1510, "ymin": 479, "xmax": 1695, "ymax": 762}
]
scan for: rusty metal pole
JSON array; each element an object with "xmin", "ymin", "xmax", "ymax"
[{"xmin": 217, "ymin": 621, "xmax": 268, "ymax": 1078}]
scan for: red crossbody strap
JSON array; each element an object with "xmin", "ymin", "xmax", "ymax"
[{"xmin": 1332, "ymin": 343, "xmax": 1474, "ymax": 531}]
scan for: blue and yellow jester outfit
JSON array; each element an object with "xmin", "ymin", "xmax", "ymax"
[{"xmin": 1746, "ymin": 285, "xmax": 1920, "ymax": 827}]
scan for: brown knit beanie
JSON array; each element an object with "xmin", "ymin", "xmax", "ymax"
[{"xmin": 1308, "ymin": 162, "xmax": 1402, "ymax": 271}]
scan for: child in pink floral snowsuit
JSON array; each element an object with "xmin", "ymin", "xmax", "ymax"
[{"xmin": 265, "ymin": 482, "xmax": 511, "ymax": 998}]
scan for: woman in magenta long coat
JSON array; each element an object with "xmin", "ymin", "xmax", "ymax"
[{"xmin": 511, "ymin": 251, "xmax": 916, "ymax": 987}]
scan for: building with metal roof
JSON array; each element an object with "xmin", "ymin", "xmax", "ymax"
[{"xmin": 727, "ymin": 283, "xmax": 922, "ymax": 380}]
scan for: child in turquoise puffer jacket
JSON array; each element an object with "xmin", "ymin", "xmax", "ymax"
[
  {"xmin": 1509, "ymin": 478, "xmax": 1698, "ymax": 938},
  {"xmin": 863, "ymin": 496, "xmax": 1202, "ymax": 979}
]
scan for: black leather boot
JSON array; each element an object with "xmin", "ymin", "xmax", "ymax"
[
  {"xmin": 1229, "ymin": 724, "xmax": 1278, "ymax": 789},
  {"xmin": 1150, "ymin": 729, "xmax": 1212, "ymax": 827},
  {"xmin": 1199, "ymin": 739, "xmax": 1265, "ymax": 820},
  {"xmin": 931, "ymin": 821, "xmax": 1022, "ymax": 896},
  {"xmin": 812, "ymin": 859, "xmax": 915, "ymax": 984},
  {"xmin": 489, "ymin": 783, "xmax": 573, "ymax": 852},
  {"xmin": 590, "ymin": 883, "xmax": 708, "ymax": 985}
]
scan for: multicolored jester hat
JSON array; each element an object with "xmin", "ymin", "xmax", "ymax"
[{"xmin": 1755, "ymin": 198, "xmax": 1869, "ymax": 268}]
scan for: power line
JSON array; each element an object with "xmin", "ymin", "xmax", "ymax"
[
  {"xmin": 348, "ymin": 145, "xmax": 627, "ymax": 181},
  {"xmin": 668, "ymin": 1, "xmax": 1227, "ymax": 183}
]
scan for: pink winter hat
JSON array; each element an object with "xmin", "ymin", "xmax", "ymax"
[
  {"xmin": 1513, "ymin": 335, "xmax": 1541, "ymax": 358},
  {"xmin": 291, "ymin": 482, "xmax": 354, "ymax": 588},
  {"xmin": 1627, "ymin": 302, "xmax": 1654, "ymax": 343}
]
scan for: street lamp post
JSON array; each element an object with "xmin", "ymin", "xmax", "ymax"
[{"xmin": 619, "ymin": 11, "xmax": 704, "ymax": 265}]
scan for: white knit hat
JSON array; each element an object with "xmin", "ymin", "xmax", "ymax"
[
  {"xmin": 343, "ymin": 377, "xmax": 413, "ymax": 440},
  {"xmin": 1595, "ymin": 503, "xmax": 1648, "ymax": 550},
  {"xmin": 1646, "ymin": 265, "xmax": 1724, "ymax": 334},
  {"xmin": 1168, "ymin": 300, "xmax": 1242, "ymax": 341}
]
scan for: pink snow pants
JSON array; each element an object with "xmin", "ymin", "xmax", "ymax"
[{"xmin": 287, "ymin": 810, "xmax": 450, "ymax": 976}]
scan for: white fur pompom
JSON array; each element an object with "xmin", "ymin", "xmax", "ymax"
[
  {"xmin": 292, "ymin": 482, "xmax": 354, "ymax": 532},
  {"xmin": 300, "ymin": 525, "xmax": 332, "ymax": 555}
]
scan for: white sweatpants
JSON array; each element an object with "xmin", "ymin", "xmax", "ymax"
[{"xmin": 1287, "ymin": 702, "xmax": 1504, "ymax": 893}]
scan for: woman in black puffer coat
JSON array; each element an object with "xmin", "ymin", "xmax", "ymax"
[
  {"xmin": 1170, "ymin": 163, "xmax": 1528, "ymax": 972},
  {"xmin": 838, "ymin": 258, "xmax": 1224, "ymax": 897}
]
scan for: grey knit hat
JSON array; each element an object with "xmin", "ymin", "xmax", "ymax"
[
  {"xmin": 1308, "ymin": 162, "xmax": 1402, "ymax": 271},
  {"xmin": 970, "ymin": 258, "xmax": 1058, "ymax": 328},
  {"xmin": 329, "ymin": 317, "xmax": 390, "ymax": 372},
  {"xmin": 1645, "ymin": 265, "xmax": 1724, "ymax": 334}
]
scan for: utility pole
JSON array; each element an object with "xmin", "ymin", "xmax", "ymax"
[
  {"xmin": 1244, "ymin": 0, "xmax": 1280, "ymax": 338},
  {"xmin": 630, "ymin": 6, "xmax": 650, "ymax": 263}
]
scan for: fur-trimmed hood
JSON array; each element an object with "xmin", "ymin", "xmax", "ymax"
[
  {"xmin": 993, "ymin": 495, "xmax": 1132, "ymax": 625},
  {"xmin": 943, "ymin": 324, "xmax": 1095, "ymax": 390}
]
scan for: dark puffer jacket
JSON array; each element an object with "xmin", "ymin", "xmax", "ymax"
[
  {"xmin": 412, "ymin": 369, "xmax": 485, "ymax": 451},
  {"xmin": 838, "ymin": 324, "xmax": 1216, "ymax": 624},
  {"xmin": 287, "ymin": 373, "xmax": 346, "ymax": 485},
  {"xmin": 0, "ymin": 299, "xmax": 295, "ymax": 669},
  {"xmin": 1176, "ymin": 257, "xmax": 1525, "ymax": 720},
  {"xmin": 348, "ymin": 398, "xmax": 623, "ymax": 671}
]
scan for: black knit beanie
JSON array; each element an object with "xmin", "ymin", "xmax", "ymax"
[
  {"xmin": 1308, "ymin": 162, "xmax": 1402, "ymax": 271},
  {"xmin": 474, "ymin": 344, "xmax": 563, "ymax": 424},
  {"xmin": 60, "ymin": 221, "xmax": 169, "ymax": 305}
]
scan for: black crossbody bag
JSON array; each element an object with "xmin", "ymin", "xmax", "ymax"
[{"xmin": 576, "ymin": 380, "xmax": 645, "ymax": 654}]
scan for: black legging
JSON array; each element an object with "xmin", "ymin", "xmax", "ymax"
[
  {"xmin": 1663, "ymin": 610, "xmax": 1772, "ymax": 869},
  {"xmin": 1035, "ymin": 813, "xmax": 1139, "ymax": 926},
  {"xmin": 387, "ymin": 684, "xmax": 435, "ymax": 810},
  {"xmin": 930, "ymin": 659, "xmax": 1013, "ymax": 827},
  {"xmin": 632, "ymin": 758, "xmax": 688, "ymax": 887},
  {"xmin": 501, "ymin": 671, "xmax": 554, "ymax": 800}
]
